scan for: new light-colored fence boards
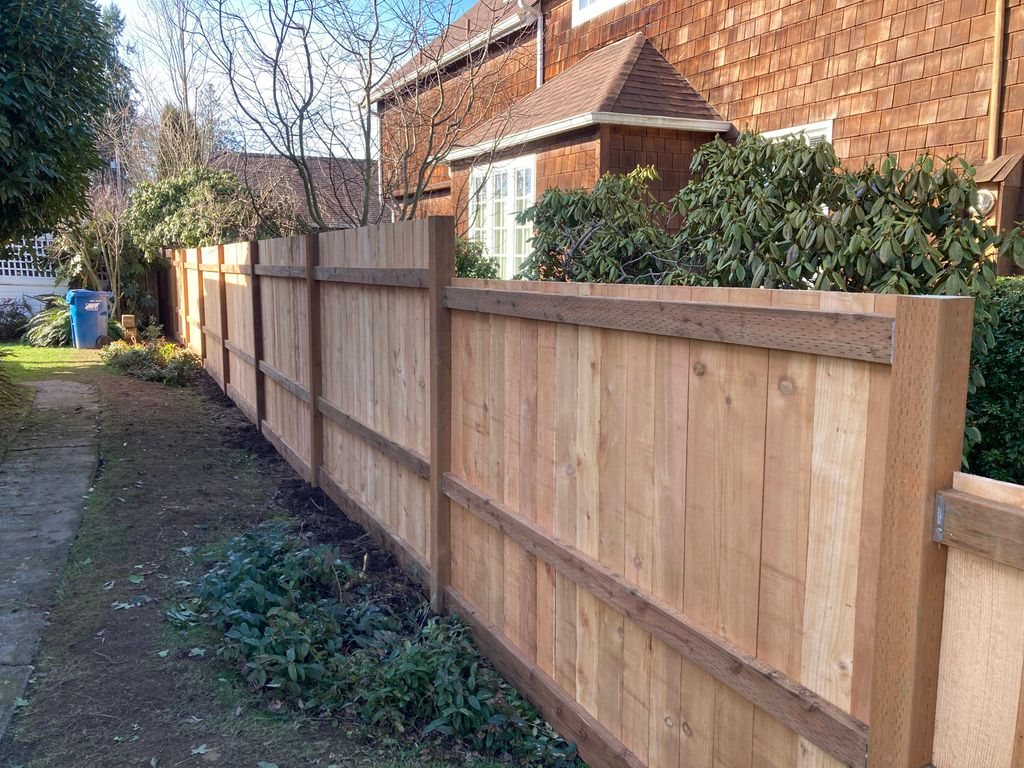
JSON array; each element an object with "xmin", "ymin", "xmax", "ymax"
[
  {"xmin": 200, "ymin": 245, "xmax": 225, "ymax": 388},
  {"xmin": 933, "ymin": 472, "xmax": 1024, "ymax": 768},
  {"xmin": 166, "ymin": 219, "xmax": 981, "ymax": 768},
  {"xmin": 318, "ymin": 220, "xmax": 435, "ymax": 572},
  {"xmin": 223, "ymin": 241, "xmax": 257, "ymax": 421},
  {"xmin": 259, "ymin": 235, "xmax": 312, "ymax": 481}
]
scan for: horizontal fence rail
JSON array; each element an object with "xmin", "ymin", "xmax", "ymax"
[{"xmin": 164, "ymin": 219, "xmax": 978, "ymax": 768}]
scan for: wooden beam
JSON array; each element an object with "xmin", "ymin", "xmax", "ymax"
[
  {"xmin": 445, "ymin": 587, "xmax": 645, "ymax": 768},
  {"xmin": 429, "ymin": 217, "xmax": 455, "ymax": 612},
  {"xmin": 200, "ymin": 325, "xmax": 223, "ymax": 344},
  {"xmin": 869, "ymin": 295, "xmax": 975, "ymax": 767},
  {"xmin": 249, "ymin": 240, "xmax": 266, "ymax": 428},
  {"xmin": 318, "ymin": 397, "xmax": 430, "ymax": 479},
  {"xmin": 259, "ymin": 360, "xmax": 310, "ymax": 403},
  {"xmin": 254, "ymin": 264, "xmax": 306, "ymax": 278},
  {"xmin": 443, "ymin": 473, "xmax": 870, "ymax": 767},
  {"xmin": 306, "ymin": 233, "xmax": 323, "ymax": 487},
  {"xmin": 314, "ymin": 266, "xmax": 430, "ymax": 289},
  {"xmin": 935, "ymin": 488, "xmax": 1024, "ymax": 571},
  {"xmin": 198, "ymin": 263, "xmax": 220, "ymax": 272},
  {"xmin": 443, "ymin": 286, "xmax": 895, "ymax": 364},
  {"xmin": 220, "ymin": 263, "xmax": 251, "ymax": 275},
  {"xmin": 261, "ymin": 419, "xmax": 311, "ymax": 481},
  {"xmin": 319, "ymin": 468, "xmax": 430, "ymax": 590},
  {"xmin": 224, "ymin": 339, "xmax": 255, "ymax": 367},
  {"xmin": 226, "ymin": 382, "xmax": 257, "ymax": 425}
]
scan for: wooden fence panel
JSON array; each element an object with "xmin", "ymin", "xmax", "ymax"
[
  {"xmin": 932, "ymin": 472, "xmax": 1024, "ymax": 768},
  {"xmin": 259, "ymin": 236, "xmax": 312, "ymax": 480},
  {"xmin": 444, "ymin": 281, "xmax": 969, "ymax": 768},
  {"xmin": 184, "ymin": 248, "xmax": 203, "ymax": 357},
  {"xmin": 223, "ymin": 241, "xmax": 257, "ymax": 421},
  {"xmin": 318, "ymin": 220, "xmax": 434, "ymax": 574},
  {"xmin": 162, "ymin": 220, "xmax": 981, "ymax": 768},
  {"xmin": 200, "ymin": 245, "xmax": 224, "ymax": 388}
]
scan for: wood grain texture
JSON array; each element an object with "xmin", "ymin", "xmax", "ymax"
[
  {"xmin": 936, "ymin": 489, "xmax": 1024, "ymax": 571},
  {"xmin": 868, "ymin": 295, "xmax": 974, "ymax": 768},
  {"xmin": 443, "ymin": 473, "xmax": 870, "ymax": 766},
  {"xmin": 317, "ymin": 397, "xmax": 430, "ymax": 479},
  {"xmin": 254, "ymin": 264, "xmax": 307, "ymax": 278},
  {"xmin": 443, "ymin": 286, "xmax": 895, "ymax": 363},
  {"xmin": 932, "ymin": 471, "xmax": 1024, "ymax": 768},
  {"xmin": 429, "ymin": 218, "xmax": 455, "ymax": 610},
  {"xmin": 314, "ymin": 266, "xmax": 430, "ymax": 288},
  {"xmin": 445, "ymin": 586, "xmax": 646, "ymax": 768}
]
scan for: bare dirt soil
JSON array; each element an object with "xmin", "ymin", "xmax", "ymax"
[{"xmin": 0, "ymin": 356, "xmax": 501, "ymax": 768}]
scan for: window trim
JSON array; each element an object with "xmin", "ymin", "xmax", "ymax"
[
  {"xmin": 467, "ymin": 154, "xmax": 537, "ymax": 280},
  {"xmin": 571, "ymin": 0, "xmax": 630, "ymax": 27},
  {"xmin": 762, "ymin": 119, "xmax": 834, "ymax": 145}
]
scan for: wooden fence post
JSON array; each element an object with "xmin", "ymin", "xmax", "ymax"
[
  {"xmin": 180, "ymin": 250, "xmax": 190, "ymax": 348},
  {"xmin": 429, "ymin": 217, "xmax": 455, "ymax": 613},
  {"xmin": 249, "ymin": 239, "xmax": 266, "ymax": 430},
  {"xmin": 868, "ymin": 295, "xmax": 974, "ymax": 767},
  {"xmin": 218, "ymin": 244, "xmax": 230, "ymax": 391},
  {"xmin": 195, "ymin": 250, "xmax": 207, "ymax": 361},
  {"xmin": 306, "ymin": 232, "xmax": 323, "ymax": 487}
]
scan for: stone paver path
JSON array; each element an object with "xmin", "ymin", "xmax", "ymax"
[{"xmin": 0, "ymin": 380, "xmax": 98, "ymax": 739}]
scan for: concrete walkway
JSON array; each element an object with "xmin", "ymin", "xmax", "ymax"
[{"xmin": 0, "ymin": 381, "xmax": 98, "ymax": 740}]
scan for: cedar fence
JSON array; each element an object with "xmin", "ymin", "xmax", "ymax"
[{"xmin": 164, "ymin": 216, "xmax": 1012, "ymax": 768}]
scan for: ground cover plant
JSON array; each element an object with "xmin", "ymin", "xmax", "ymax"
[
  {"xmin": 101, "ymin": 338, "xmax": 202, "ymax": 386},
  {"xmin": 171, "ymin": 523, "xmax": 582, "ymax": 766}
]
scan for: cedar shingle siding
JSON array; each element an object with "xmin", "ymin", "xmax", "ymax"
[{"xmin": 379, "ymin": 0, "xmax": 1021, "ymax": 221}]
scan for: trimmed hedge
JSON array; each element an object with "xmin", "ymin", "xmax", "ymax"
[{"xmin": 967, "ymin": 277, "xmax": 1024, "ymax": 483}]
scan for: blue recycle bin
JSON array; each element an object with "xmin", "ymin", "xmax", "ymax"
[{"xmin": 66, "ymin": 290, "xmax": 114, "ymax": 349}]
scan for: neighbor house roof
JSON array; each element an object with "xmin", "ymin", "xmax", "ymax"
[
  {"xmin": 211, "ymin": 152, "xmax": 382, "ymax": 229},
  {"xmin": 373, "ymin": 0, "xmax": 537, "ymax": 101},
  {"xmin": 446, "ymin": 34, "xmax": 732, "ymax": 162}
]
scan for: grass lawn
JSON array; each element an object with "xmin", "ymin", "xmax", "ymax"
[
  {"xmin": 0, "ymin": 349, "xmax": 513, "ymax": 768},
  {"xmin": 0, "ymin": 344, "xmax": 103, "ymax": 459}
]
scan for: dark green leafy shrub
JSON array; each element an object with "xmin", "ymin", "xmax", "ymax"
[
  {"xmin": 101, "ymin": 340, "xmax": 201, "ymax": 386},
  {"xmin": 125, "ymin": 166, "xmax": 303, "ymax": 257},
  {"xmin": 180, "ymin": 523, "xmax": 580, "ymax": 766},
  {"xmin": 21, "ymin": 295, "xmax": 122, "ymax": 347},
  {"xmin": 967, "ymin": 277, "xmax": 1024, "ymax": 482},
  {"xmin": 517, "ymin": 166, "xmax": 677, "ymax": 283},
  {"xmin": 454, "ymin": 238, "xmax": 499, "ymax": 279},
  {"xmin": 0, "ymin": 0, "xmax": 111, "ymax": 244},
  {"xmin": 0, "ymin": 298, "xmax": 29, "ymax": 339}
]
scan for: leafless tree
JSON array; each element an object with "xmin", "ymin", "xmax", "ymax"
[{"xmin": 196, "ymin": 0, "xmax": 533, "ymax": 229}]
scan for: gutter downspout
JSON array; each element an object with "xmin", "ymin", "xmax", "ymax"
[
  {"xmin": 517, "ymin": 0, "xmax": 544, "ymax": 89},
  {"xmin": 989, "ymin": 0, "xmax": 1008, "ymax": 162}
]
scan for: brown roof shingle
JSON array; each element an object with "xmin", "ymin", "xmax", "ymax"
[{"xmin": 453, "ymin": 33, "xmax": 726, "ymax": 152}]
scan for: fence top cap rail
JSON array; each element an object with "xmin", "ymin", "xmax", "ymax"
[{"xmin": 444, "ymin": 285, "xmax": 896, "ymax": 365}]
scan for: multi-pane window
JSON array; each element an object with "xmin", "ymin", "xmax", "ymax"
[
  {"xmin": 468, "ymin": 156, "xmax": 535, "ymax": 279},
  {"xmin": 572, "ymin": 0, "xmax": 629, "ymax": 26},
  {"xmin": 762, "ymin": 120, "xmax": 834, "ymax": 147}
]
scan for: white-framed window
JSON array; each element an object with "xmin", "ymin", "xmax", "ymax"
[
  {"xmin": 468, "ymin": 155, "xmax": 536, "ymax": 279},
  {"xmin": 572, "ymin": 0, "xmax": 629, "ymax": 27},
  {"xmin": 762, "ymin": 119, "xmax": 834, "ymax": 147}
]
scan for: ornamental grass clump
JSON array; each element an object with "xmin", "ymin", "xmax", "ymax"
[{"xmin": 174, "ymin": 523, "xmax": 581, "ymax": 766}]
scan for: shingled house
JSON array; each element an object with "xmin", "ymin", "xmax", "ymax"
[{"xmin": 376, "ymin": 0, "xmax": 1024, "ymax": 278}]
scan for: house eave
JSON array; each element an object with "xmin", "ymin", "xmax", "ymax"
[
  {"xmin": 372, "ymin": 12, "xmax": 533, "ymax": 103},
  {"xmin": 445, "ymin": 111, "xmax": 733, "ymax": 162}
]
